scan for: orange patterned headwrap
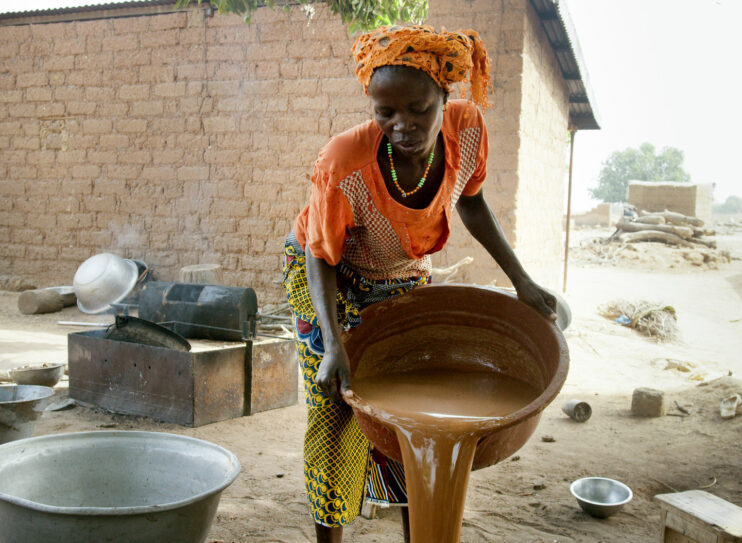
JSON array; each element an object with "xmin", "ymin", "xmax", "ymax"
[{"xmin": 353, "ymin": 25, "xmax": 492, "ymax": 110}]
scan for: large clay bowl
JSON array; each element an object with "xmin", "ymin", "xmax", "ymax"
[
  {"xmin": 342, "ymin": 284, "xmax": 569, "ymax": 470},
  {"xmin": 0, "ymin": 431, "xmax": 241, "ymax": 543}
]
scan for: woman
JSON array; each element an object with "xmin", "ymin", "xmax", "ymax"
[{"xmin": 282, "ymin": 25, "xmax": 556, "ymax": 543}]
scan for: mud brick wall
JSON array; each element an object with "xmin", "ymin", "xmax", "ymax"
[
  {"xmin": 0, "ymin": 0, "xmax": 571, "ymax": 305},
  {"xmin": 628, "ymin": 182, "xmax": 713, "ymax": 225}
]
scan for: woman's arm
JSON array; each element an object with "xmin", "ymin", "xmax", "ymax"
[
  {"xmin": 305, "ymin": 248, "xmax": 351, "ymax": 403},
  {"xmin": 456, "ymin": 190, "xmax": 556, "ymax": 319}
]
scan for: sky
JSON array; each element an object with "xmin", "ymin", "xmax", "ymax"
[{"xmin": 7, "ymin": 0, "xmax": 742, "ymax": 213}]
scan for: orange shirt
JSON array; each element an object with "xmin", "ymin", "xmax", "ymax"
[{"xmin": 293, "ymin": 99, "xmax": 488, "ymax": 280}]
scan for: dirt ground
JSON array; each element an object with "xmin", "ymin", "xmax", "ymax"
[{"xmin": 1, "ymin": 226, "xmax": 742, "ymax": 542}]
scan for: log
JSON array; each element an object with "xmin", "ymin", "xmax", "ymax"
[
  {"xmin": 616, "ymin": 219, "xmax": 694, "ymax": 239},
  {"xmin": 638, "ymin": 209, "xmax": 704, "ymax": 227},
  {"xmin": 621, "ymin": 230, "xmax": 695, "ymax": 247},
  {"xmin": 634, "ymin": 215, "xmax": 666, "ymax": 225},
  {"xmin": 18, "ymin": 288, "xmax": 76, "ymax": 315},
  {"xmin": 178, "ymin": 263, "xmax": 223, "ymax": 284}
]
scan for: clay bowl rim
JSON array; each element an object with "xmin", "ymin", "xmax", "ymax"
[
  {"xmin": 342, "ymin": 284, "xmax": 570, "ymax": 434},
  {"xmin": 9, "ymin": 363, "xmax": 65, "ymax": 386}
]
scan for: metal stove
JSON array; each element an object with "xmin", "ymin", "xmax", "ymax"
[{"xmin": 67, "ymin": 282, "xmax": 297, "ymax": 427}]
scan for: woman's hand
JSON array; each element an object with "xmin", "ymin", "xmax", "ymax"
[
  {"xmin": 513, "ymin": 277, "xmax": 558, "ymax": 321},
  {"xmin": 316, "ymin": 342, "xmax": 352, "ymax": 404}
]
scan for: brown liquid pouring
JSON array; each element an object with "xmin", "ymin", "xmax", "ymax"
[{"xmin": 352, "ymin": 368, "xmax": 539, "ymax": 543}]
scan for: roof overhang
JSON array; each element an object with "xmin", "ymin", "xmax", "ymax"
[
  {"xmin": 0, "ymin": 0, "xmax": 185, "ymax": 25},
  {"xmin": 531, "ymin": 0, "xmax": 600, "ymax": 130}
]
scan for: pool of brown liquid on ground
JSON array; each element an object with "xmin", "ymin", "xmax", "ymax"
[{"xmin": 352, "ymin": 368, "xmax": 539, "ymax": 543}]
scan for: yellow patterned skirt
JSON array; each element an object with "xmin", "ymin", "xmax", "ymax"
[{"xmin": 282, "ymin": 233, "xmax": 429, "ymax": 527}]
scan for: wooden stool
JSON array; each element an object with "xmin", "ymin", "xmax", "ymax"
[{"xmin": 655, "ymin": 490, "xmax": 742, "ymax": 542}]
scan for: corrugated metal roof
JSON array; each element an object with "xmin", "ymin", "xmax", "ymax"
[
  {"xmin": 531, "ymin": 0, "xmax": 600, "ymax": 130},
  {"xmin": 0, "ymin": 0, "xmax": 179, "ymax": 22}
]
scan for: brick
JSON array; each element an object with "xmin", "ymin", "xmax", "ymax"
[
  {"xmin": 631, "ymin": 388, "xmax": 665, "ymax": 417},
  {"xmin": 279, "ymin": 59, "xmax": 300, "ymax": 79},
  {"xmin": 301, "ymin": 58, "xmax": 349, "ymax": 78},
  {"xmin": 0, "ymin": 90, "xmax": 22, "ymax": 103},
  {"xmin": 26, "ymin": 150, "xmax": 56, "ymax": 164},
  {"xmin": 153, "ymin": 82, "xmax": 186, "ymax": 97},
  {"xmin": 72, "ymin": 164, "xmax": 101, "ymax": 179},
  {"xmin": 177, "ymin": 63, "xmax": 207, "ymax": 80},
  {"xmin": 152, "ymin": 149, "xmax": 184, "ymax": 164},
  {"xmin": 120, "ymin": 150, "xmax": 151, "ymax": 164},
  {"xmin": 82, "ymin": 119, "xmax": 112, "ymax": 134},
  {"xmin": 118, "ymin": 85, "xmax": 150, "ymax": 101},
  {"xmin": 245, "ymin": 41, "xmax": 286, "ymax": 61},
  {"xmin": 44, "ymin": 55, "xmax": 75, "ymax": 71},
  {"xmin": 66, "ymin": 101, "xmax": 97, "ymax": 115},
  {"xmin": 84, "ymin": 194, "xmax": 117, "ymax": 212},
  {"xmin": 75, "ymin": 51, "xmax": 113, "ymax": 70},
  {"xmin": 149, "ymin": 11, "xmax": 187, "ymax": 30},
  {"xmin": 114, "ymin": 49, "xmax": 151, "ymax": 68},
  {"xmin": 99, "ymin": 134, "xmax": 129, "ymax": 148},
  {"xmin": 130, "ymin": 100, "xmax": 164, "ymax": 116},
  {"xmin": 141, "ymin": 166, "xmax": 176, "ymax": 182},
  {"xmin": 207, "ymin": 80, "xmax": 240, "ymax": 96},
  {"xmin": 3, "ymin": 57, "xmax": 32, "ymax": 75},
  {"xmin": 54, "ymin": 86, "xmax": 84, "ymax": 101},
  {"xmin": 16, "ymin": 72, "xmax": 48, "ymax": 88},
  {"xmin": 8, "ymin": 103, "xmax": 36, "ymax": 117},
  {"xmin": 139, "ymin": 65, "xmax": 175, "ymax": 83},
  {"xmin": 67, "ymin": 70, "xmax": 102, "ymax": 86},
  {"xmin": 0, "ymin": 121, "xmax": 21, "ymax": 135},
  {"xmin": 102, "ymin": 34, "xmax": 139, "ymax": 51},
  {"xmin": 75, "ymin": 19, "xmax": 112, "ymax": 38},
  {"xmin": 202, "ymin": 116, "xmax": 236, "ymax": 133},
  {"xmin": 140, "ymin": 29, "xmax": 179, "ymax": 48},
  {"xmin": 114, "ymin": 16, "xmax": 149, "ymax": 34},
  {"xmin": 87, "ymin": 150, "xmax": 116, "ymax": 164},
  {"xmin": 177, "ymin": 166, "xmax": 209, "ymax": 181}
]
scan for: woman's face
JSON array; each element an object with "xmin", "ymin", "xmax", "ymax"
[{"xmin": 369, "ymin": 66, "xmax": 447, "ymax": 160}]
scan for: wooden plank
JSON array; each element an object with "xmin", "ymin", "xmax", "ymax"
[
  {"xmin": 656, "ymin": 491, "xmax": 742, "ymax": 539},
  {"xmin": 664, "ymin": 510, "xmax": 720, "ymax": 543}
]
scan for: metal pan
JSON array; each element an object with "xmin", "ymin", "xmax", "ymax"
[{"xmin": 103, "ymin": 316, "xmax": 191, "ymax": 351}]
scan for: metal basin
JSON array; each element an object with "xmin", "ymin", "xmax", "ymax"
[
  {"xmin": 342, "ymin": 284, "xmax": 569, "ymax": 470},
  {"xmin": 9, "ymin": 364, "xmax": 65, "ymax": 387},
  {"xmin": 0, "ymin": 385, "xmax": 55, "ymax": 444},
  {"xmin": 0, "ymin": 431, "xmax": 241, "ymax": 543},
  {"xmin": 570, "ymin": 477, "xmax": 633, "ymax": 518}
]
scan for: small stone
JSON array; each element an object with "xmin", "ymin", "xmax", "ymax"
[
  {"xmin": 541, "ymin": 435, "xmax": 555, "ymax": 443},
  {"xmin": 631, "ymin": 387, "xmax": 666, "ymax": 417},
  {"xmin": 510, "ymin": 455, "xmax": 521, "ymax": 462},
  {"xmin": 533, "ymin": 482, "xmax": 547, "ymax": 490},
  {"xmin": 276, "ymin": 473, "xmax": 285, "ymax": 478}
]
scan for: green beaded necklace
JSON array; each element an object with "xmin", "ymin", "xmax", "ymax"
[{"xmin": 386, "ymin": 141, "xmax": 435, "ymax": 198}]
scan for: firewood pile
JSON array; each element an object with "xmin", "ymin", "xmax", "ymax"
[
  {"xmin": 571, "ymin": 210, "xmax": 732, "ymax": 269},
  {"xmin": 610, "ymin": 210, "xmax": 716, "ymax": 249}
]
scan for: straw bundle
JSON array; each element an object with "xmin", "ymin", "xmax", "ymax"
[{"xmin": 599, "ymin": 299, "xmax": 679, "ymax": 341}]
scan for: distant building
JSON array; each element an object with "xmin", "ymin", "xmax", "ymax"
[{"xmin": 628, "ymin": 181, "xmax": 714, "ymax": 224}]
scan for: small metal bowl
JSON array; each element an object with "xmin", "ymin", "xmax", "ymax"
[
  {"xmin": 570, "ymin": 477, "xmax": 632, "ymax": 518},
  {"xmin": 9, "ymin": 364, "xmax": 65, "ymax": 388},
  {"xmin": 73, "ymin": 253, "xmax": 139, "ymax": 314}
]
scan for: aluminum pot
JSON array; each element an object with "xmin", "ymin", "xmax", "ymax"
[
  {"xmin": 73, "ymin": 253, "xmax": 139, "ymax": 314},
  {"xmin": 0, "ymin": 431, "xmax": 241, "ymax": 543},
  {"xmin": 9, "ymin": 364, "xmax": 65, "ymax": 388},
  {"xmin": 0, "ymin": 385, "xmax": 55, "ymax": 444}
]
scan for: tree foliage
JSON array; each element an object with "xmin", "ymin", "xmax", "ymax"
[
  {"xmin": 589, "ymin": 143, "xmax": 691, "ymax": 203},
  {"xmin": 175, "ymin": 0, "xmax": 428, "ymax": 33},
  {"xmin": 713, "ymin": 195, "xmax": 742, "ymax": 214}
]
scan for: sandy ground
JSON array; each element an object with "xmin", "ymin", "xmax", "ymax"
[{"xmin": 1, "ymin": 228, "xmax": 742, "ymax": 542}]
